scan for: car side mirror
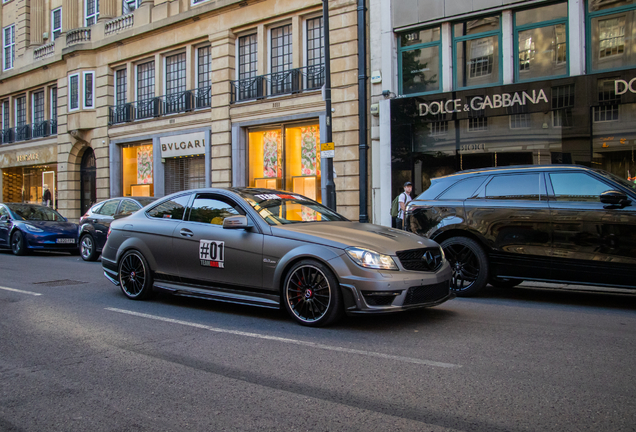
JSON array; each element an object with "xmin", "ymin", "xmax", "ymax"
[
  {"xmin": 600, "ymin": 190, "xmax": 632, "ymax": 207},
  {"xmin": 223, "ymin": 215, "xmax": 251, "ymax": 229}
]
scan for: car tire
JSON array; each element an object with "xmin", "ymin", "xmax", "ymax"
[
  {"xmin": 489, "ymin": 277, "xmax": 523, "ymax": 289},
  {"xmin": 80, "ymin": 234, "xmax": 99, "ymax": 261},
  {"xmin": 118, "ymin": 250, "xmax": 153, "ymax": 300},
  {"xmin": 440, "ymin": 236, "xmax": 489, "ymax": 297},
  {"xmin": 283, "ymin": 259, "xmax": 343, "ymax": 327},
  {"xmin": 11, "ymin": 230, "xmax": 28, "ymax": 256}
]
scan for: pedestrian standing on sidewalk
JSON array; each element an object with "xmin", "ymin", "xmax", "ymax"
[
  {"xmin": 42, "ymin": 185, "xmax": 52, "ymax": 207},
  {"xmin": 397, "ymin": 181, "xmax": 413, "ymax": 230}
]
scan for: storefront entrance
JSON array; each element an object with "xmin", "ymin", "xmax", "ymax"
[{"xmin": 80, "ymin": 148, "xmax": 97, "ymax": 215}]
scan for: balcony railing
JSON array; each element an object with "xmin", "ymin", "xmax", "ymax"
[
  {"xmin": 66, "ymin": 27, "xmax": 91, "ymax": 46},
  {"xmin": 34, "ymin": 41, "xmax": 55, "ymax": 61},
  {"xmin": 230, "ymin": 64, "xmax": 325, "ymax": 103},
  {"xmin": 108, "ymin": 87, "xmax": 212, "ymax": 125},
  {"xmin": 105, "ymin": 13, "xmax": 134, "ymax": 36},
  {"xmin": 0, "ymin": 121, "xmax": 57, "ymax": 144}
]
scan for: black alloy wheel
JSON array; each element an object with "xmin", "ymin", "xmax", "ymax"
[
  {"xmin": 489, "ymin": 277, "xmax": 523, "ymax": 289},
  {"xmin": 80, "ymin": 234, "xmax": 99, "ymax": 261},
  {"xmin": 118, "ymin": 250, "xmax": 153, "ymax": 300},
  {"xmin": 440, "ymin": 237, "xmax": 489, "ymax": 297},
  {"xmin": 283, "ymin": 260, "xmax": 343, "ymax": 327},
  {"xmin": 11, "ymin": 230, "xmax": 27, "ymax": 256}
]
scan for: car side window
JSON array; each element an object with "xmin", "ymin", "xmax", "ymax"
[
  {"xmin": 439, "ymin": 177, "xmax": 486, "ymax": 200},
  {"xmin": 117, "ymin": 200, "xmax": 141, "ymax": 215},
  {"xmin": 188, "ymin": 195, "xmax": 244, "ymax": 225},
  {"xmin": 97, "ymin": 200, "xmax": 120, "ymax": 216},
  {"xmin": 147, "ymin": 194, "xmax": 190, "ymax": 220},
  {"xmin": 549, "ymin": 173, "xmax": 610, "ymax": 202},
  {"xmin": 485, "ymin": 174, "xmax": 543, "ymax": 200},
  {"xmin": 0, "ymin": 206, "xmax": 8, "ymax": 219},
  {"xmin": 90, "ymin": 202, "xmax": 104, "ymax": 214}
]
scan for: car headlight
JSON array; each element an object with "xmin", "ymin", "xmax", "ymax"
[
  {"xmin": 24, "ymin": 224, "xmax": 43, "ymax": 233},
  {"xmin": 345, "ymin": 247, "xmax": 398, "ymax": 270}
]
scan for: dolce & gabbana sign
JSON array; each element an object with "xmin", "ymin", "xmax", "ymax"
[
  {"xmin": 160, "ymin": 132, "xmax": 206, "ymax": 158},
  {"xmin": 615, "ymin": 78, "xmax": 636, "ymax": 95},
  {"xmin": 419, "ymin": 89, "xmax": 549, "ymax": 116}
]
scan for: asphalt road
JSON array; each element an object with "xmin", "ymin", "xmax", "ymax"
[{"xmin": 0, "ymin": 251, "xmax": 635, "ymax": 432}]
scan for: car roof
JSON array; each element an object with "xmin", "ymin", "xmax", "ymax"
[{"xmin": 432, "ymin": 164, "xmax": 593, "ymax": 182}]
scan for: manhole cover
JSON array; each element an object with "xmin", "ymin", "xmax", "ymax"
[{"xmin": 33, "ymin": 279, "xmax": 87, "ymax": 287}]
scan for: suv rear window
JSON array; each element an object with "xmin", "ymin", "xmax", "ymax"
[
  {"xmin": 438, "ymin": 177, "xmax": 486, "ymax": 200},
  {"xmin": 485, "ymin": 174, "xmax": 543, "ymax": 200}
]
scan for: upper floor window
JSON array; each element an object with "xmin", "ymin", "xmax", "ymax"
[
  {"xmin": 398, "ymin": 27, "xmax": 441, "ymax": 95},
  {"xmin": 69, "ymin": 74, "xmax": 80, "ymax": 111},
  {"xmin": 85, "ymin": 0, "xmax": 100, "ymax": 27},
  {"xmin": 587, "ymin": 0, "xmax": 636, "ymax": 72},
  {"xmin": 52, "ymin": 8, "xmax": 62, "ymax": 41},
  {"xmin": 83, "ymin": 71, "xmax": 95, "ymax": 109},
  {"xmin": 306, "ymin": 17, "xmax": 325, "ymax": 89},
  {"xmin": 32, "ymin": 91, "xmax": 45, "ymax": 124},
  {"xmin": 594, "ymin": 78, "xmax": 620, "ymax": 122},
  {"xmin": 15, "ymin": 96, "xmax": 26, "ymax": 127},
  {"xmin": 3, "ymin": 25, "xmax": 15, "ymax": 71},
  {"xmin": 196, "ymin": 46, "xmax": 212, "ymax": 108},
  {"xmin": 454, "ymin": 16, "xmax": 501, "ymax": 89},
  {"xmin": 115, "ymin": 69, "xmax": 127, "ymax": 105},
  {"xmin": 238, "ymin": 34, "xmax": 258, "ymax": 99},
  {"xmin": 136, "ymin": 60, "xmax": 155, "ymax": 119},
  {"xmin": 270, "ymin": 24, "xmax": 293, "ymax": 94},
  {"xmin": 1, "ymin": 100, "xmax": 9, "ymax": 130},
  {"xmin": 123, "ymin": 0, "xmax": 140, "ymax": 14},
  {"xmin": 165, "ymin": 53, "xmax": 187, "ymax": 113},
  {"xmin": 515, "ymin": 3, "xmax": 568, "ymax": 81},
  {"xmin": 50, "ymin": 87, "xmax": 58, "ymax": 120}
]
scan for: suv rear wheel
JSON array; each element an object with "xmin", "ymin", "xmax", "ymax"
[{"xmin": 440, "ymin": 237, "xmax": 489, "ymax": 297}]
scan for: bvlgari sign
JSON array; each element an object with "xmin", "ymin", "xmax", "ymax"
[
  {"xmin": 160, "ymin": 132, "xmax": 206, "ymax": 158},
  {"xmin": 419, "ymin": 89, "xmax": 549, "ymax": 116}
]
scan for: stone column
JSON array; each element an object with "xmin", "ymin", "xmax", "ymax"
[
  {"xmin": 98, "ymin": 0, "xmax": 117, "ymax": 22},
  {"xmin": 16, "ymin": 0, "xmax": 31, "ymax": 57},
  {"xmin": 63, "ymin": 0, "xmax": 79, "ymax": 32},
  {"xmin": 30, "ymin": 0, "xmax": 45, "ymax": 46}
]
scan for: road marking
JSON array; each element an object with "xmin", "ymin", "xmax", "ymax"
[
  {"xmin": 106, "ymin": 307, "xmax": 461, "ymax": 369},
  {"xmin": 0, "ymin": 286, "xmax": 42, "ymax": 296}
]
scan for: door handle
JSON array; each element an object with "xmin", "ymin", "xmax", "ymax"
[{"xmin": 180, "ymin": 228, "xmax": 194, "ymax": 238}]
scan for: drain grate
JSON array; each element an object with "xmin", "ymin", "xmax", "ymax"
[{"xmin": 33, "ymin": 279, "xmax": 88, "ymax": 287}]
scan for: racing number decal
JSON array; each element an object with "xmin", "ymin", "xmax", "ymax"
[{"xmin": 199, "ymin": 240, "xmax": 225, "ymax": 268}]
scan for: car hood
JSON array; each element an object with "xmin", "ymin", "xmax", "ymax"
[
  {"xmin": 20, "ymin": 221, "xmax": 78, "ymax": 234},
  {"xmin": 270, "ymin": 221, "xmax": 439, "ymax": 254}
]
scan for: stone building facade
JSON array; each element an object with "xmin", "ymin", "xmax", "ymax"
[{"xmin": 0, "ymin": 0, "xmax": 367, "ymax": 221}]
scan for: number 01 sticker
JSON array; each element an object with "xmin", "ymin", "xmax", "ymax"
[{"xmin": 199, "ymin": 240, "xmax": 225, "ymax": 268}]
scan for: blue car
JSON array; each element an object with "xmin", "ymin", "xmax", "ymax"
[{"xmin": 0, "ymin": 203, "xmax": 79, "ymax": 256}]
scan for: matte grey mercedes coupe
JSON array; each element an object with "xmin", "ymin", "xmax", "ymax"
[{"xmin": 102, "ymin": 188, "xmax": 453, "ymax": 326}]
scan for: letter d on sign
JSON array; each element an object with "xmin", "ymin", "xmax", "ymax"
[{"xmin": 615, "ymin": 79, "xmax": 628, "ymax": 95}]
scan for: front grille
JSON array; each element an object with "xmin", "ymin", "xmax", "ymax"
[
  {"xmin": 361, "ymin": 291, "xmax": 401, "ymax": 306},
  {"xmin": 396, "ymin": 247, "xmax": 443, "ymax": 271},
  {"xmin": 403, "ymin": 281, "xmax": 450, "ymax": 305}
]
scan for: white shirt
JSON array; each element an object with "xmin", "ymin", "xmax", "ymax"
[{"xmin": 398, "ymin": 192, "xmax": 412, "ymax": 220}]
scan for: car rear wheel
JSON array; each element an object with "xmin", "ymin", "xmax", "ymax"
[
  {"xmin": 11, "ymin": 231, "xmax": 28, "ymax": 256},
  {"xmin": 283, "ymin": 260, "xmax": 343, "ymax": 327},
  {"xmin": 489, "ymin": 277, "xmax": 523, "ymax": 289},
  {"xmin": 440, "ymin": 237, "xmax": 489, "ymax": 297},
  {"xmin": 118, "ymin": 250, "xmax": 153, "ymax": 300},
  {"xmin": 80, "ymin": 234, "xmax": 99, "ymax": 261}
]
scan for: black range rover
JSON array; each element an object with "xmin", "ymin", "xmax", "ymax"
[{"xmin": 405, "ymin": 165, "xmax": 636, "ymax": 296}]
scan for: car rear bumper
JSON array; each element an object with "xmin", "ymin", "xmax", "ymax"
[{"xmin": 102, "ymin": 256, "xmax": 119, "ymax": 285}]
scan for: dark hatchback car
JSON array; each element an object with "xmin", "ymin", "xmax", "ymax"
[
  {"xmin": 79, "ymin": 197, "xmax": 157, "ymax": 261},
  {"xmin": 405, "ymin": 165, "xmax": 636, "ymax": 296}
]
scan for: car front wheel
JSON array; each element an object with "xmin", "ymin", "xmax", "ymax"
[
  {"xmin": 118, "ymin": 250, "xmax": 153, "ymax": 300},
  {"xmin": 80, "ymin": 234, "xmax": 99, "ymax": 261},
  {"xmin": 440, "ymin": 237, "xmax": 489, "ymax": 297},
  {"xmin": 11, "ymin": 230, "xmax": 27, "ymax": 256},
  {"xmin": 283, "ymin": 260, "xmax": 343, "ymax": 327}
]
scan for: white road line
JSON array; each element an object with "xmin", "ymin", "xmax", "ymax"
[
  {"xmin": 0, "ymin": 286, "xmax": 42, "ymax": 296},
  {"xmin": 106, "ymin": 307, "xmax": 461, "ymax": 369}
]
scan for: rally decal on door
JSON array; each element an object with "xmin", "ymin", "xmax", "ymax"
[{"xmin": 199, "ymin": 240, "xmax": 225, "ymax": 268}]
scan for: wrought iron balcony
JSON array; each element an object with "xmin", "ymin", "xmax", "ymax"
[
  {"xmin": 0, "ymin": 121, "xmax": 57, "ymax": 144},
  {"xmin": 15, "ymin": 125, "xmax": 32, "ymax": 141},
  {"xmin": 230, "ymin": 64, "xmax": 325, "ymax": 103},
  {"xmin": 1, "ymin": 128, "xmax": 14, "ymax": 144},
  {"xmin": 108, "ymin": 87, "xmax": 212, "ymax": 125}
]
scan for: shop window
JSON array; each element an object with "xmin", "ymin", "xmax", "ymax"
[
  {"xmin": 164, "ymin": 156, "xmax": 205, "ymax": 195},
  {"xmin": 552, "ymin": 85, "xmax": 574, "ymax": 127},
  {"xmin": 196, "ymin": 46, "xmax": 211, "ymax": 108},
  {"xmin": 248, "ymin": 124, "xmax": 322, "ymax": 202},
  {"xmin": 399, "ymin": 27, "xmax": 441, "ymax": 95},
  {"xmin": 3, "ymin": 24, "xmax": 15, "ymax": 71},
  {"xmin": 270, "ymin": 24, "xmax": 293, "ymax": 95},
  {"xmin": 122, "ymin": 144, "xmax": 154, "ymax": 197},
  {"xmin": 238, "ymin": 34, "xmax": 258, "ymax": 99},
  {"xmin": 306, "ymin": 16, "xmax": 325, "ymax": 89},
  {"xmin": 69, "ymin": 74, "xmax": 80, "ymax": 111},
  {"xmin": 165, "ymin": 53, "xmax": 187, "ymax": 114},
  {"xmin": 454, "ymin": 17, "xmax": 501, "ymax": 89},
  {"xmin": 83, "ymin": 72, "xmax": 95, "ymax": 109},
  {"xmin": 136, "ymin": 60, "xmax": 155, "ymax": 119},
  {"xmin": 514, "ymin": 3, "xmax": 568, "ymax": 81},
  {"xmin": 594, "ymin": 78, "xmax": 620, "ymax": 122},
  {"xmin": 2, "ymin": 165, "xmax": 58, "ymax": 204},
  {"xmin": 85, "ymin": 0, "xmax": 100, "ymax": 26},
  {"xmin": 588, "ymin": 0, "xmax": 636, "ymax": 72},
  {"xmin": 52, "ymin": 8, "xmax": 62, "ymax": 41}
]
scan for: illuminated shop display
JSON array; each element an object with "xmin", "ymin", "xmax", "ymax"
[{"xmin": 122, "ymin": 143, "xmax": 154, "ymax": 197}]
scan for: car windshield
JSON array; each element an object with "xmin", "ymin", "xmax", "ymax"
[
  {"xmin": 8, "ymin": 204, "xmax": 66, "ymax": 221},
  {"xmin": 594, "ymin": 169, "xmax": 636, "ymax": 192},
  {"xmin": 237, "ymin": 190, "xmax": 348, "ymax": 225}
]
